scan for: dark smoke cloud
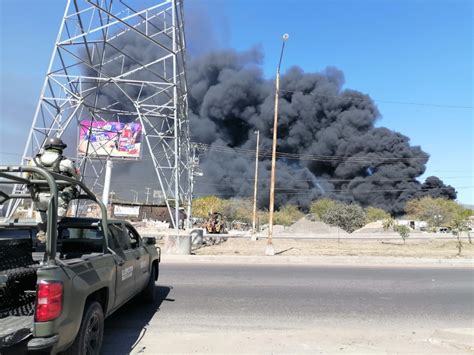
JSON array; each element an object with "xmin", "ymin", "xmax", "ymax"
[
  {"xmin": 188, "ymin": 48, "xmax": 456, "ymax": 214},
  {"xmin": 76, "ymin": 15, "xmax": 456, "ymax": 214}
]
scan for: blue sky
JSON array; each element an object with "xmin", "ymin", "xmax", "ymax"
[{"xmin": 0, "ymin": 0, "xmax": 472, "ymax": 204}]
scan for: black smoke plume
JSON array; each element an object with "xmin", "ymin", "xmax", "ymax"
[
  {"xmin": 77, "ymin": 18, "xmax": 456, "ymax": 214},
  {"xmin": 188, "ymin": 49, "xmax": 456, "ymax": 214}
]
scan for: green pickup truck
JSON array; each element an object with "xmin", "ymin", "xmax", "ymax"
[{"xmin": 0, "ymin": 166, "xmax": 160, "ymax": 354}]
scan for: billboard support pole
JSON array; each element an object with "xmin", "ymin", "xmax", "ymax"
[{"xmin": 102, "ymin": 160, "xmax": 113, "ymax": 207}]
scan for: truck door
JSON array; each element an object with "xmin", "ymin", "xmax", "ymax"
[
  {"xmin": 125, "ymin": 224, "xmax": 150, "ymax": 291},
  {"xmin": 108, "ymin": 223, "xmax": 137, "ymax": 307}
]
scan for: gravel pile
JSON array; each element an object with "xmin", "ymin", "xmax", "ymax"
[
  {"xmin": 353, "ymin": 220, "xmax": 387, "ymax": 234},
  {"xmin": 283, "ymin": 216, "xmax": 349, "ymax": 236}
]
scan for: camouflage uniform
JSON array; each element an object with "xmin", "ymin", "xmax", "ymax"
[{"xmin": 30, "ymin": 138, "xmax": 79, "ymax": 242}]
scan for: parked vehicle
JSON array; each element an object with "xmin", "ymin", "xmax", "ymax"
[{"xmin": 0, "ymin": 166, "xmax": 160, "ymax": 354}]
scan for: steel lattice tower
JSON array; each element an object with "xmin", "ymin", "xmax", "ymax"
[{"xmin": 8, "ymin": 0, "xmax": 191, "ymax": 232}]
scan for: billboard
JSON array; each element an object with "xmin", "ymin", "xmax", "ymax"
[
  {"xmin": 78, "ymin": 120, "xmax": 142, "ymax": 159},
  {"xmin": 113, "ymin": 205, "xmax": 140, "ymax": 217}
]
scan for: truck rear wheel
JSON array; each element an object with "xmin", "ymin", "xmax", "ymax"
[{"xmin": 64, "ymin": 301, "xmax": 104, "ymax": 355}]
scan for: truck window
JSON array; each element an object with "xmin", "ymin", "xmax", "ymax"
[
  {"xmin": 125, "ymin": 225, "xmax": 141, "ymax": 249},
  {"xmin": 59, "ymin": 227, "xmax": 103, "ymax": 240},
  {"xmin": 58, "ymin": 226, "xmax": 105, "ymax": 257},
  {"xmin": 108, "ymin": 223, "xmax": 131, "ymax": 251}
]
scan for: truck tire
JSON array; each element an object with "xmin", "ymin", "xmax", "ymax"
[
  {"xmin": 142, "ymin": 265, "xmax": 157, "ymax": 303},
  {"xmin": 64, "ymin": 301, "xmax": 104, "ymax": 355}
]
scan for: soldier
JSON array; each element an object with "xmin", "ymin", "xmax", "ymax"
[{"xmin": 30, "ymin": 137, "xmax": 79, "ymax": 242}]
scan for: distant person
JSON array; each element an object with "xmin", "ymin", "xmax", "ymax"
[{"xmin": 29, "ymin": 137, "xmax": 79, "ymax": 242}]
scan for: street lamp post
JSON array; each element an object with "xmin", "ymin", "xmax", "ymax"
[
  {"xmin": 251, "ymin": 130, "xmax": 260, "ymax": 241},
  {"xmin": 130, "ymin": 190, "xmax": 138, "ymax": 203},
  {"xmin": 145, "ymin": 187, "xmax": 150, "ymax": 204},
  {"xmin": 267, "ymin": 33, "xmax": 289, "ymax": 256}
]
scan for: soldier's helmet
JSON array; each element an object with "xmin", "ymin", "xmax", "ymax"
[{"xmin": 44, "ymin": 137, "xmax": 67, "ymax": 151}]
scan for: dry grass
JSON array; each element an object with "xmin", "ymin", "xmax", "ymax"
[{"xmin": 193, "ymin": 238, "xmax": 474, "ymax": 258}]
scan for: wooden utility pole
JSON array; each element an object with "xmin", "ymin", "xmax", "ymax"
[
  {"xmin": 251, "ymin": 130, "xmax": 260, "ymax": 241},
  {"xmin": 267, "ymin": 33, "xmax": 289, "ymax": 256}
]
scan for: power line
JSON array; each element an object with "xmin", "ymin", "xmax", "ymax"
[
  {"xmin": 195, "ymin": 143, "xmax": 431, "ymax": 163},
  {"xmin": 195, "ymin": 176, "xmax": 472, "ymax": 184},
  {"xmin": 108, "ymin": 175, "xmax": 472, "ymax": 186},
  {"xmin": 194, "ymin": 186, "xmax": 473, "ymax": 196},
  {"xmin": 279, "ymin": 90, "xmax": 473, "ymax": 110}
]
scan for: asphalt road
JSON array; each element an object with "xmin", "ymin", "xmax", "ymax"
[{"xmin": 102, "ymin": 262, "xmax": 474, "ymax": 354}]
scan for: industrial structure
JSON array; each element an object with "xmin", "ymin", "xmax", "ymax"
[{"xmin": 8, "ymin": 0, "xmax": 192, "ymax": 233}]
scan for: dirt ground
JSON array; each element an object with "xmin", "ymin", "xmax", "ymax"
[{"xmin": 191, "ymin": 237, "xmax": 474, "ymax": 258}]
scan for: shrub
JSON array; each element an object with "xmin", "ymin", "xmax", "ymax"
[
  {"xmin": 322, "ymin": 203, "xmax": 366, "ymax": 233},
  {"xmin": 310, "ymin": 198, "xmax": 337, "ymax": 219},
  {"xmin": 274, "ymin": 205, "xmax": 304, "ymax": 226},
  {"xmin": 221, "ymin": 198, "xmax": 254, "ymax": 224},
  {"xmin": 192, "ymin": 196, "xmax": 225, "ymax": 219},
  {"xmin": 365, "ymin": 207, "xmax": 390, "ymax": 223}
]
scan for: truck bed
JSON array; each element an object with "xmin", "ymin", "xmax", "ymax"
[{"xmin": 0, "ymin": 237, "xmax": 38, "ymax": 350}]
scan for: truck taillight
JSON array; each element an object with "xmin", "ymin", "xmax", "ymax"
[{"xmin": 35, "ymin": 281, "xmax": 63, "ymax": 322}]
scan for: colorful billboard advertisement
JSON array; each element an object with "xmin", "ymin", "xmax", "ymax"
[{"xmin": 78, "ymin": 120, "xmax": 142, "ymax": 159}]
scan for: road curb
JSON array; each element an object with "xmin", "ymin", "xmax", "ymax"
[{"xmin": 161, "ymin": 254, "xmax": 474, "ymax": 267}]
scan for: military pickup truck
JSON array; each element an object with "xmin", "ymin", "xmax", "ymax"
[{"xmin": 0, "ymin": 166, "xmax": 160, "ymax": 354}]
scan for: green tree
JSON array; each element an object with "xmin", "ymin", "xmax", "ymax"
[
  {"xmin": 365, "ymin": 207, "xmax": 390, "ymax": 223},
  {"xmin": 394, "ymin": 224, "xmax": 410, "ymax": 244},
  {"xmin": 449, "ymin": 216, "xmax": 470, "ymax": 255},
  {"xmin": 192, "ymin": 196, "xmax": 225, "ymax": 219},
  {"xmin": 322, "ymin": 203, "xmax": 366, "ymax": 233},
  {"xmin": 274, "ymin": 204, "xmax": 304, "ymax": 226},
  {"xmin": 405, "ymin": 197, "xmax": 467, "ymax": 228},
  {"xmin": 310, "ymin": 198, "xmax": 337, "ymax": 219}
]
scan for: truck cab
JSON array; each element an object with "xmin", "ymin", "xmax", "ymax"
[{"xmin": 0, "ymin": 165, "xmax": 160, "ymax": 354}]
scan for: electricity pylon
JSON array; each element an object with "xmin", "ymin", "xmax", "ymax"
[{"xmin": 8, "ymin": 0, "xmax": 191, "ymax": 233}]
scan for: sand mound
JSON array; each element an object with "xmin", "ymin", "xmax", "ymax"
[
  {"xmin": 283, "ymin": 216, "xmax": 349, "ymax": 236},
  {"xmin": 353, "ymin": 220, "xmax": 387, "ymax": 234}
]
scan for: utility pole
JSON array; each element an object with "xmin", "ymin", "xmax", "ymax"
[
  {"xmin": 267, "ymin": 33, "xmax": 289, "ymax": 256},
  {"xmin": 145, "ymin": 187, "xmax": 150, "ymax": 205},
  {"xmin": 130, "ymin": 190, "xmax": 138, "ymax": 203},
  {"xmin": 251, "ymin": 130, "xmax": 260, "ymax": 241},
  {"xmin": 187, "ymin": 144, "xmax": 196, "ymax": 229}
]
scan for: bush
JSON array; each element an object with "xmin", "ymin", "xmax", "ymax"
[
  {"xmin": 192, "ymin": 196, "xmax": 225, "ymax": 219},
  {"xmin": 310, "ymin": 199, "xmax": 337, "ymax": 219},
  {"xmin": 274, "ymin": 205, "xmax": 304, "ymax": 226},
  {"xmin": 322, "ymin": 203, "xmax": 366, "ymax": 233},
  {"xmin": 365, "ymin": 207, "xmax": 390, "ymax": 223},
  {"xmin": 405, "ymin": 197, "xmax": 467, "ymax": 228},
  {"xmin": 221, "ymin": 198, "xmax": 254, "ymax": 224}
]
